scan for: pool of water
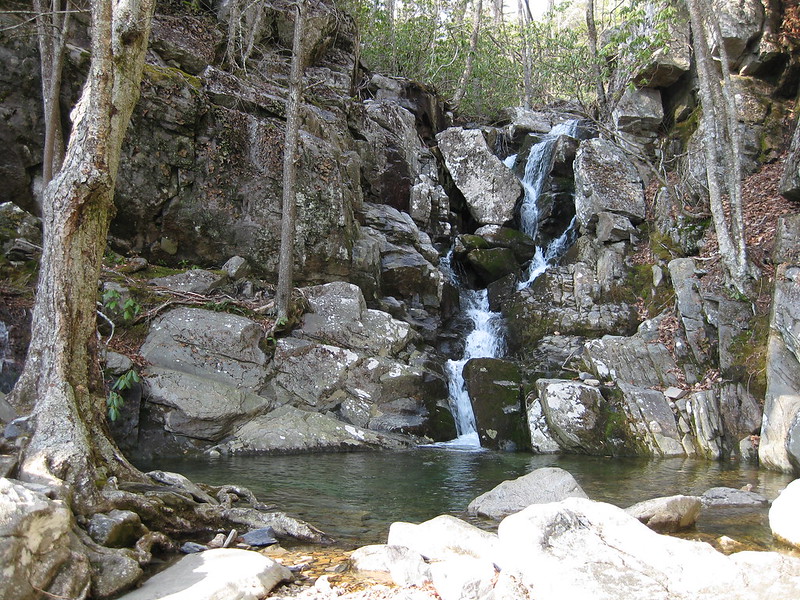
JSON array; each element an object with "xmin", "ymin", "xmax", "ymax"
[{"xmin": 133, "ymin": 449, "xmax": 794, "ymax": 549}]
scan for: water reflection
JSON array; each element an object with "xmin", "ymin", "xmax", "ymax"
[{"xmin": 133, "ymin": 450, "xmax": 794, "ymax": 549}]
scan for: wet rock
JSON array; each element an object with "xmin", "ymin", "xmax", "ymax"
[
  {"xmin": 388, "ymin": 514, "xmax": 499, "ymax": 562},
  {"xmin": 0, "ymin": 478, "xmax": 92, "ymax": 600},
  {"xmin": 625, "ymin": 495, "xmax": 702, "ymax": 532},
  {"xmin": 473, "ymin": 225, "xmax": 537, "ymax": 263},
  {"xmin": 463, "ymin": 358, "xmax": 526, "ymax": 451},
  {"xmin": 88, "ymin": 510, "xmax": 144, "ymax": 548},
  {"xmin": 241, "ymin": 527, "xmax": 278, "ymax": 547},
  {"xmin": 117, "ymin": 549, "xmax": 291, "ymax": 600},
  {"xmin": 436, "ymin": 127, "xmax": 522, "ymax": 225},
  {"xmin": 180, "ymin": 542, "xmax": 208, "ymax": 554},
  {"xmin": 465, "ymin": 248, "xmax": 521, "ymax": 286},
  {"xmin": 146, "ymin": 470, "xmax": 218, "ymax": 505},
  {"xmin": 350, "ymin": 544, "xmax": 431, "ymax": 586},
  {"xmin": 770, "ymin": 479, "xmax": 800, "ymax": 550},
  {"xmin": 573, "ymin": 138, "xmax": 645, "ymax": 233},
  {"xmin": 467, "ymin": 467, "xmax": 587, "ymax": 521},
  {"xmin": 700, "ymin": 487, "xmax": 769, "ymax": 507}
]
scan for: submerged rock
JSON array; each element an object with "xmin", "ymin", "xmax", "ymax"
[
  {"xmin": 701, "ymin": 487, "xmax": 769, "ymax": 507},
  {"xmin": 625, "ymin": 495, "xmax": 702, "ymax": 532},
  {"xmin": 467, "ymin": 467, "xmax": 587, "ymax": 521}
]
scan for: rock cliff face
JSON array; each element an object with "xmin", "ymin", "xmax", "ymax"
[{"xmin": 1, "ymin": 0, "xmax": 800, "ymax": 468}]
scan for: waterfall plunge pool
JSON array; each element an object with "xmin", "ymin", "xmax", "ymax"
[{"xmin": 133, "ymin": 450, "xmax": 794, "ymax": 550}]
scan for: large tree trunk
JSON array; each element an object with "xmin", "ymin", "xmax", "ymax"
[
  {"xmin": 276, "ymin": 0, "xmax": 307, "ymax": 322},
  {"xmin": 518, "ymin": 0, "xmax": 533, "ymax": 108},
  {"xmin": 586, "ymin": 0, "xmax": 608, "ymax": 121},
  {"xmin": 10, "ymin": 0, "xmax": 156, "ymax": 512}
]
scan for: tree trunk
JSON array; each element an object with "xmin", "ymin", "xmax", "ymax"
[
  {"xmin": 34, "ymin": 0, "xmax": 70, "ymax": 202},
  {"xmin": 10, "ymin": 0, "xmax": 156, "ymax": 512},
  {"xmin": 275, "ymin": 0, "xmax": 306, "ymax": 322},
  {"xmin": 452, "ymin": 0, "xmax": 483, "ymax": 109},
  {"xmin": 586, "ymin": 0, "xmax": 608, "ymax": 121},
  {"xmin": 685, "ymin": 0, "xmax": 754, "ymax": 294},
  {"xmin": 518, "ymin": 0, "xmax": 532, "ymax": 108}
]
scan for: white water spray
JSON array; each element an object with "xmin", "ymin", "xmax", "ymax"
[{"xmin": 510, "ymin": 120, "xmax": 580, "ymax": 290}]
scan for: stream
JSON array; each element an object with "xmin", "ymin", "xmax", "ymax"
[{"xmin": 134, "ymin": 450, "xmax": 794, "ymax": 550}]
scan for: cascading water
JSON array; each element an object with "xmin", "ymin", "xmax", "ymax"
[
  {"xmin": 511, "ymin": 120, "xmax": 580, "ymax": 290},
  {"xmin": 438, "ymin": 254, "xmax": 505, "ymax": 449}
]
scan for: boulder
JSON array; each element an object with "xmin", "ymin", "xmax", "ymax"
[
  {"xmin": 573, "ymin": 139, "xmax": 645, "ymax": 233},
  {"xmin": 495, "ymin": 497, "xmax": 800, "ymax": 600},
  {"xmin": 144, "ymin": 368, "xmax": 272, "ymax": 441},
  {"xmin": 595, "ymin": 212, "xmax": 635, "ymax": 243},
  {"xmin": 712, "ymin": 0, "xmax": 765, "ymax": 68},
  {"xmin": 669, "ymin": 258, "xmax": 711, "ymax": 365},
  {"xmin": 140, "ymin": 308, "xmax": 269, "ymax": 391},
  {"xmin": 625, "ymin": 495, "xmax": 702, "ymax": 532},
  {"xmin": 463, "ymin": 358, "xmax": 526, "ymax": 450},
  {"xmin": 780, "ymin": 125, "xmax": 800, "ymax": 201},
  {"xmin": 350, "ymin": 544, "xmax": 431, "ymax": 586},
  {"xmin": 535, "ymin": 379, "xmax": 640, "ymax": 455},
  {"xmin": 583, "ymin": 331, "xmax": 682, "ymax": 389},
  {"xmin": 436, "ymin": 127, "xmax": 522, "ymax": 225},
  {"xmin": 700, "ymin": 487, "xmax": 769, "ymax": 507},
  {"xmin": 613, "ymin": 88, "xmax": 664, "ymax": 136},
  {"xmin": 617, "ymin": 383, "xmax": 685, "ymax": 457},
  {"xmin": 467, "ymin": 467, "xmax": 588, "ymax": 521},
  {"xmin": 117, "ymin": 549, "xmax": 291, "ymax": 600},
  {"xmin": 387, "ymin": 514, "xmax": 499, "ymax": 563},
  {"xmin": 526, "ymin": 397, "xmax": 561, "ymax": 454},
  {"xmin": 428, "ymin": 556, "xmax": 497, "ymax": 600},
  {"xmin": 465, "ymin": 248, "xmax": 520, "ymax": 285},
  {"xmin": 222, "ymin": 405, "xmax": 412, "ymax": 453},
  {"xmin": 770, "ymin": 479, "xmax": 800, "ymax": 550},
  {"xmin": 0, "ymin": 478, "xmax": 92, "ymax": 600},
  {"xmin": 473, "ymin": 225, "xmax": 537, "ymax": 263},
  {"xmin": 296, "ymin": 281, "xmax": 415, "ymax": 356},
  {"xmin": 632, "ymin": 5, "xmax": 691, "ymax": 87}
]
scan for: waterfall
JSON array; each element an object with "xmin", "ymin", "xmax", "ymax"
[
  {"xmin": 438, "ymin": 255, "xmax": 505, "ymax": 449},
  {"xmin": 511, "ymin": 120, "xmax": 580, "ymax": 290}
]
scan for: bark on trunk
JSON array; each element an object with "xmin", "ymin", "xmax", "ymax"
[
  {"xmin": 452, "ymin": 0, "xmax": 483, "ymax": 109},
  {"xmin": 276, "ymin": 0, "xmax": 306, "ymax": 322},
  {"xmin": 686, "ymin": 0, "xmax": 754, "ymax": 294},
  {"xmin": 34, "ymin": 0, "xmax": 70, "ymax": 198},
  {"xmin": 586, "ymin": 0, "xmax": 608, "ymax": 121},
  {"xmin": 518, "ymin": 0, "xmax": 532, "ymax": 108},
  {"xmin": 10, "ymin": 0, "xmax": 156, "ymax": 512}
]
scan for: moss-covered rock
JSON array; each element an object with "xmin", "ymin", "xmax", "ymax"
[
  {"xmin": 466, "ymin": 248, "xmax": 521, "ymax": 286},
  {"xmin": 463, "ymin": 358, "xmax": 528, "ymax": 450}
]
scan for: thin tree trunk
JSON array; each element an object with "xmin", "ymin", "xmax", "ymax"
[
  {"xmin": 11, "ymin": 0, "xmax": 156, "ymax": 511},
  {"xmin": 452, "ymin": 0, "xmax": 483, "ymax": 109},
  {"xmin": 518, "ymin": 0, "xmax": 532, "ymax": 108},
  {"xmin": 34, "ymin": 0, "xmax": 70, "ymax": 197},
  {"xmin": 586, "ymin": 0, "xmax": 608, "ymax": 121},
  {"xmin": 276, "ymin": 0, "xmax": 306, "ymax": 322}
]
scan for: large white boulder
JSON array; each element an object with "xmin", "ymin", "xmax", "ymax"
[
  {"xmin": 118, "ymin": 548, "xmax": 291, "ymax": 600},
  {"xmin": 387, "ymin": 514, "xmax": 499, "ymax": 562},
  {"xmin": 769, "ymin": 479, "xmax": 800, "ymax": 550},
  {"xmin": 495, "ymin": 497, "xmax": 800, "ymax": 600},
  {"xmin": 436, "ymin": 127, "xmax": 522, "ymax": 225}
]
